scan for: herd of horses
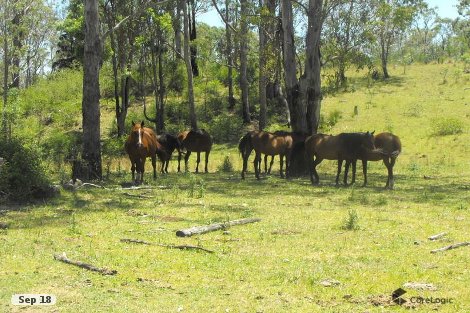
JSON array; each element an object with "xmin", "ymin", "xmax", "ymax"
[{"xmin": 125, "ymin": 121, "xmax": 402, "ymax": 189}]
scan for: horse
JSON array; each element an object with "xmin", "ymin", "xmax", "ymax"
[
  {"xmin": 156, "ymin": 133, "xmax": 181, "ymax": 173},
  {"xmin": 177, "ymin": 129, "xmax": 212, "ymax": 173},
  {"xmin": 251, "ymin": 131, "xmax": 294, "ymax": 179},
  {"xmin": 125, "ymin": 121, "xmax": 162, "ymax": 184},
  {"xmin": 305, "ymin": 132, "xmax": 375, "ymax": 185},
  {"xmin": 344, "ymin": 132, "xmax": 402, "ymax": 189}
]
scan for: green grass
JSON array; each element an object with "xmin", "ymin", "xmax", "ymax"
[{"xmin": 1, "ymin": 63, "xmax": 470, "ymax": 312}]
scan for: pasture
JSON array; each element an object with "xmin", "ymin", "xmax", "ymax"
[{"xmin": 1, "ymin": 63, "xmax": 469, "ymax": 312}]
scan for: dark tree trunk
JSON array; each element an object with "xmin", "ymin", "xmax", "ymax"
[
  {"xmin": 11, "ymin": 11, "xmax": 22, "ymax": 89},
  {"xmin": 381, "ymin": 40, "xmax": 389, "ymax": 79},
  {"xmin": 157, "ymin": 47, "xmax": 165, "ymax": 132},
  {"xmin": 182, "ymin": 0, "xmax": 197, "ymax": 130},
  {"xmin": 240, "ymin": 0, "xmax": 251, "ymax": 123},
  {"xmin": 172, "ymin": 1, "xmax": 183, "ymax": 57},
  {"xmin": 189, "ymin": 0, "xmax": 199, "ymax": 76},
  {"xmin": 82, "ymin": 0, "xmax": 102, "ymax": 180}
]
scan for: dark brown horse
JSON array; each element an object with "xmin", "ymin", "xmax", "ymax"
[
  {"xmin": 125, "ymin": 121, "xmax": 162, "ymax": 184},
  {"xmin": 305, "ymin": 132, "xmax": 375, "ymax": 185},
  {"xmin": 177, "ymin": 129, "xmax": 212, "ymax": 173},
  {"xmin": 238, "ymin": 131, "xmax": 276, "ymax": 179},
  {"xmin": 156, "ymin": 133, "xmax": 181, "ymax": 173},
  {"xmin": 344, "ymin": 132, "xmax": 402, "ymax": 189}
]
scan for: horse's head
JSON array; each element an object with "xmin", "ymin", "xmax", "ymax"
[
  {"xmin": 362, "ymin": 131, "xmax": 375, "ymax": 150},
  {"xmin": 131, "ymin": 121, "xmax": 145, "ymax": 148}
]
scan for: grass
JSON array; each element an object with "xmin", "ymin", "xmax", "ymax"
[{"xmin": 1, "ymin": 63, "xmax": 470, "ymax": 312}]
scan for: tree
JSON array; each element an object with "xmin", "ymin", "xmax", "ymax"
[
  {"xmin": 371, "ymin": 0, "xmax": 423, "ymax": 78},
  {"xmin": 239, "ymin": 0, "xmax": 251, "ymax": 123},
  {"xmin": 182, "ymin": 0, "xmax": 198, "ymax": 129},
  {"xmin": 82, "ymin": 0, "xmax": 102, "ymax": 179}
]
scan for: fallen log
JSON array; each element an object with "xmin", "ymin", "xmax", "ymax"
[
  {"xmin": 428, "ymin": 232, "xmax": 447, "ymax": 241},
  {"xmin": 122, "ymin": 192, "xmax": 154, "ymax": 199},
  {"xmin": 53, "ymin": 252, "xmax": 117, "ymax": 275},
  {"xmin": 120, "ymin": 238, "xmax": 214, "ymax": 253},
  {"xmin": 176, "ymin": 218, "xmax": 261, "ymax": 237},
  {"xmin": 431, "ymin": 242, "xmax": 470, "ymax": 254}
]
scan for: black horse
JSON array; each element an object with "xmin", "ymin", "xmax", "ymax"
[{"xmin": 156, "ymin": 133, "xmax": 181, "ymax": 173}]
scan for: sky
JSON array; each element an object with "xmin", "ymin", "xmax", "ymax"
[{"xmin": 197, "ymin": 0, "xmax": 461, "ymax": 28}]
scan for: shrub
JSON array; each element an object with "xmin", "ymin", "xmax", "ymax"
[
  {"xmin": 341, "ymin": 209, "xmax": 360, "ymax": 231},
  {"xmin": 218, "ymin": 156, "xmax": 234, "ymax": 172},
  {"xmin": 431, "ymin": 117, "xmax": 464, "ymax": 136},
  {"xmin": 0, "ymin": 138, "xmax": 53, "ymax": 201},
  {"xmin": 319, "ymin": 109, "xmax": 343, "ymax": 131},
  {"xmin": 207, "ymin": 112, "xmax": 244, "ymax": 143}
]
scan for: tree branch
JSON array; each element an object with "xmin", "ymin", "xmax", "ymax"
[{"xmin": 211, "ymin": 0, "xmax": 238, "ymax": 33}]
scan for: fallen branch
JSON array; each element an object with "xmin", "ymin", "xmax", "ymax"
[
  {"xmin": 120, "ymin": 238, "xmax": 214, "ymax": 253},
  {"xmin": 53, "ymin": 252, "xmax": 117, "ymax": 275},
  {"xmin": 428, "ymin": 232, "xmax": 447, "ymax": 241},
  {"xmin": 431, "ymin": 242, "xmax": 470, "ymax": 254},
  {"xmin": 79, "ymin": 183, "xmax": 108, "ymax": 189},
  {"xmin": 176, "ymin": 218, "xmax": 261, "ymax": 237},
  {"xmin": 122, "ymin": 192, "xmax": 154, "ymax": 199}
]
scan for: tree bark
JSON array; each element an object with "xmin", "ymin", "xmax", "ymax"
[
  {"xmin": 258, "ymin": 0, "xmax": 267, "ymax": 130},
  {"xmin": 225, "ymin": 0, "xmax": 236, "ymax": 110},
  {"xmin": 11, "ymin": 9, "xmax": 23, "ymax": 89},
  {"xmin": 2, "ymin": 5, "xmax": 9, "ymax": 136},
  {"xmin": 176, "ymin": 218, "xmax": 261, "ymax": 237},
  {"xmin": 239, "ymin": 0, "xmax": 251, "ymax": 123},
  {"xmin": 281, "ymin": 0, "xmax": 306, "ymax": 133},
  {"xmin": 182, "ymin": 0, "xmax": 198, "ymax": 130},
  {"xmin": 189, "ymin": 0, "xmax": 199, "ymax": 76},
  {"xmin": 172, "ymin": 2, "xmax": 183, "ymax": 58},
  {"xmin": 82, "ymin": 0, "xmax": 102, "ymax": 180}
]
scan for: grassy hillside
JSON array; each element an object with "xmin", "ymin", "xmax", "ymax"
[{"xmin": 0, "ymin": 63, "xmax": 469, "ymax": 312}]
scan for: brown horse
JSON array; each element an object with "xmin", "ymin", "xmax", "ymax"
[
  {"xmin": 305, "ymin": 132, "xmax": 375, "ymax": 185},
  {"xmin": 249, "ymin": 131, "xmax": 294, "ymax": 179},
  {"xmin": 177, "ymin": 129, "xmax": 212, "ymax": 173},
  {"xmin": 344, "ymin": 132, "xmax": 402, "ymax": 189},
  {"xmin": 238, "ymin": 131, "xmax": 277, "ymax": 179},
  {"xmin": 125, "ymin": 121, "xmax": 162, "ymax": 184}
]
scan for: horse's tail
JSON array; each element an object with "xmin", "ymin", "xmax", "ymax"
[
  {"xmin": 238, "ymin": 132, "xmax": 252, "ymax": 158},
  {"xmin": 390, "ymin": 150, "xmax": 401, "ymax": 158}
]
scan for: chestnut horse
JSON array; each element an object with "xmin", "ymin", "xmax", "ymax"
[
  {"xmin": 156, "ymin": 133, "xmax": 181, "ymax": 173},
  {"xmin": 239, "ymin": 131, "xmax": 294, "ymax": 180},
  {"xmin": 305, "ymin": 132, "xmax": 375, "ymax": 185},
  {"xmin": 177, "ymin": 129, "xmax": 212, "ymax": 173},
  {"xmin": 344, "ymin": 132, "xmax": 402, "ymax": 189},
  {"xmin": 125, "ymin": 121, "xmax": 162, "ymax": 184}
]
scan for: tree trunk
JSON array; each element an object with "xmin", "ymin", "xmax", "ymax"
[
  {"xmin": 2, "ymin": 3, "xmax": 9, "ymax": 137},
  {"xmin": 182, "ymin": 0, "xmax": 197, "ymax": 130},
  {"xmin": 189, "ymin": 0, "xmax": 199, "ymax": 76},
  {"xmin": 281, "ymin": 0, "xmax": 306, "ymax": 133},
  {"xmin": 11, "ymin": 11, "xmax": 22, "ymax": 89},
  {"xmin": 157, "ymin": 46, "xmax": 165, "ymax": 132},
  {"xmin": 258, "ymin": 0, "xmax": 267, "ymax": 130},
  {"xmin": 239, "ymin": 0, "xmax": 251, "ymax": 123},
  {"xmin": 82, "ymin": 0, "xmax": 102, "ymax": 180},
  {"xmin": 381, "ymin": 40, "xmax": 389, "ymax": 79},
  {"xmin": 225, "ymin": 0, "xmax": 235, "ymax": 110},
  {"xmin": 303, "ymin": 0, "xmax": 323, "ymax": 135}
]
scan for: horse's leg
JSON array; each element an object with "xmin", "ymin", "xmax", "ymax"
[
  {"xmin": 195, "ymin": 152, "xmax": 201, "ymax": 173},
  {"xmin": 141, "ymin": 158, "xmax": 146, "ymax": 184},
  {"xmin": 384, "ymin": 157, "xmax": 396, "ymax": 189},
  {"xmin": 184, "ymin": 151, "xmax": 191, "ymax": 172},
  {"xmin": 241, "ymin": 151, "xmax": 247, "ymax": 179},
  {"xmin": 267, "ymin": 156, "xmax": 274, "ymax": 174},
  {"xmin": 177, "ymin": 152, "xmax": 182, "ymax": 172},
  {"xmin": 279, "ymin": 155, "xmax": 284, "ymax": 178},
  {"xmin": 389, "ymin": 157, "xmax": 396, "ymax": 189},
  {"xmin": 312, "ymin": 158, "xmax": 322, "ymax": 185},
  {"xmin": 351, "ymin": 160, "xmax": 357, "ymax": 185},
  {"xmin": 362, "ymin": 160, "xmax": 368, "ymax": 187},
  {"xmin": 152, "ymin": 154, "xmax": 157, "ymax": 179},
  {"xmin": 285, "ymin": 153, "xmax": 291, "ymax": 179},
  {"xmin": 254, "ymin": 152, "xmax": 261, "ymax": 180},
  {"xmin": 264, "ymin": 155, "xmax": 268, "ymax": 173},
  {"xmin": 344, "ymin": 160, "xmax": 350, "ymax": 186},
  {"xmin": 130, "ymin": 160, "xmax": 136, "ymax": 182},
  {"xmin": 205, "ymin": 150, "xmax": 210, "ymax": 173},
  {"xmin": 164, "ymin": 159, "xmax": 169, "ymax": 173},
  {"xmin": 336, "ymin": 159, "xmax": 343, "ymax": 186}
]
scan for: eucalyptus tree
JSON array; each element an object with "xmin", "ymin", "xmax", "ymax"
[{"xmin": 371, "ymin": 0, "xmax": 424, "ymax": 78}]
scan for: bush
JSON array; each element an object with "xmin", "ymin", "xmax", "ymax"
[
  {"xmin": 207, "ymin": 112, "xmax": 244, "ymax": 143},
  {"xmin": 341, "ymin": 209, "xmax": 360, "ymax": 231},
  {"xmin": 0, "ymin": 138, "xmax": 53, "ymax": 201},
  {"xmin": 431, "ymin": 117, "xmax": 464, "ymax": 136},
  {"xmin": 319, "ymin": 109, "xmax": 342, "ymax": 131},
  {"xmin": 218, "ymin": 156, "xmax": 234, "ymax": 172}
]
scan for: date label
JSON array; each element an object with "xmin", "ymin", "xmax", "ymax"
[{"xmin": 11, "ymin": 294, "xmax": 56, "ymax": 306}]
